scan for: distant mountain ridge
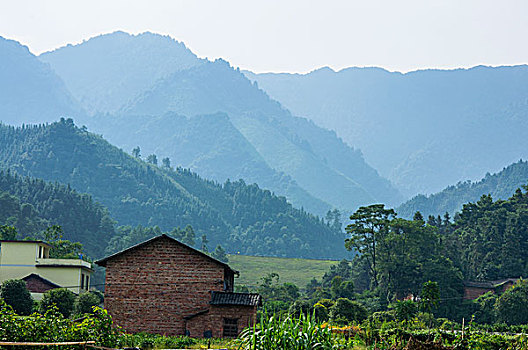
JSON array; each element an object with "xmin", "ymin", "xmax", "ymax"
[
  {"xmin": 39, "ymin": 32, "xmax": 403, "ymax": 213},
  {"xmin": 397, "ymin": 160, "xmax": 528, "ymax": 218},
  {"xmin": 0, "ymin": 36, "xmax": 83, "ymax": 125},
  {"xmin": 245, "ymin": 65, "xmax": 528, "ymax": 197},
  {"xmin": 40, "ymin": 31, "xmax": 203, "ymax": 114}
]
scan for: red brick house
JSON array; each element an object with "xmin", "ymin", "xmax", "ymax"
[
  {"xmin": 463, "ymin": 278, "xmax": 519, "ymax": 300},
  {"xmin": 22, "ymin": 273, "xmax": 62, "ymax": 294},
  {"xmin": 95, "ymin": 234, "xmax": 261, "ymax": 338}
]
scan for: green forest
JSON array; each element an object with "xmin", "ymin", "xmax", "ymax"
[
  {"xmin": 398, "ymin": 160, "xmax": 528, "ymax": 219},
  {"xmin": 0, "ymin": 170, "xmax": 115, "ymax": 255},
  {"xmin": 248, "ymin": 187, "xmax": 528, "ymax": 326},
  {"xmin": 0, "ymin": 119, "xmax": 344, "ymax": 259}
]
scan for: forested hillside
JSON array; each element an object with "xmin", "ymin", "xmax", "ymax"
[
  {"xmin": 89, "ymin": 112, "xmax": 331, "ymax": 215},
  {"xmin": 0, "ymin": 36, "xmax": 83, "ymax": 125},
  {"xmin": 40, "ymin": 32, "xmax": 403, "ymax": 214},
  {"xmin": 0, "ymin": 170, "xmax": 115, "ymax": 255},
  {"xmin": 336, "ymin": 189, "xmax": 528, "ymax": 320},
  {"xmin": 445, "ymin": 190, "xmax": 528, "ymax": 281},
  {"xmin": 0, "ymin": 119, "xmax": 344, "ymax": 259},
  {"xmin": 397, "ymin": 160, "xmax": 528, "ymax": 218},
  {"xmin": 246, "ymin": 66, "xmax": 528, "ymax": 197}
]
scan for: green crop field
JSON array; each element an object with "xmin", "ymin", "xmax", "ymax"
[{"xmin": 227, "ymin": 254, "xmax": 339, "ymax": 289}]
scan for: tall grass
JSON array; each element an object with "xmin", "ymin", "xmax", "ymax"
[{"xmin": 233, "ymin": 312, "xmax": 344, "ymax": 350}]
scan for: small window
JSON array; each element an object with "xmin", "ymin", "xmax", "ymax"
[
  {"xmin": 80, "ymin": 274, "xmax": 85, "ymax": 289},
  {"xmin": 223, "ymin": 318, "xmax": 238, "ymax": 337},
  {"xmin": 85, "ymin": 276, "xmax": 89, "ymax": 290},
  {"xmin": 38, "ymin": 246, "xmax": 43, "ymax": 259}
]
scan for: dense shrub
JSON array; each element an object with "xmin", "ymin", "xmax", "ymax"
[
  {"xmin": 40, "ymin": 288, "xmax": 76, "ymax": 318},
  {"xmin": 368, "ymin": 310, "xmax": 396, "ymax": 324},
  {"xmin": 313, "ymin": 299, "xmax": 335, "ymax": 322},
  {"xmin": 473, "ymin": 291, "xmax": 497, "ymax": 324},
  {"xmin": 329, "ymin": 298, "xmax": 367, "ymax": 324},
  {"xmin": 0, "ymin": 299, "xmax": 117, "ymax": 347},
  {"xmin": 288, "ymin": 299, "xmax": 311, "ymax": 316},
  {"xmin": 0, "ymin": 279, "xmax": 33, "ymax": 315},
  {"xmin": 495, "ymin": 280, "xmax": 528, "ymax": 325},
  {"xmin": 391, "ymin": 300, "xmax": 418, "ymax": 321},
  {"xmin": 413, "ymin": 312, "xmax": 438, "ymax": 328},
  {"xmin": 73, "ymin": 292, "xmax": 102, "ymax": 315}
]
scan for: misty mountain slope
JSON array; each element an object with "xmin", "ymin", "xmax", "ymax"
[
  {"xmin": 40, "ymin": 31, "xmax": 203, "ymax": 114},
  {"xmin": 273, "ymin": 115, "xmax": 403, "ymax": 205},
  {"xmin": 120, "ymin": 59, "xmax": 402, "ymax": 210},
  {"xmin": 0, "ymin": 36, "xmax": 83, "ymax": 125},
  {"xmin": 0, "ymin": 119, "xmax": 345, "ymax": 258},
  {"xmin": 91, "ymin": 111, "xmax": 332, "ymax": 214},
  {"xmin": 245, "ymin": 65, "xmax": 528, "ymax": 197},
  {"xmin": 397, "ymin": 160, "xmax": 528, "ymax": 219}
]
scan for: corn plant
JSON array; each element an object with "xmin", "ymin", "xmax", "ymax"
[{"xmin": 233, "ymin": 312, "xmax": 346, "ymax": 350}]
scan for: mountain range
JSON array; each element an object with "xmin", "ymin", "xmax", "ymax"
[
  {"xmin": 245, "ymin": 66, "xmax": 528, "ymax": 198},
  {"xmin": 37, "ymin": 32, "xmax": 403, "ymax": 214},
  {"xmin": 2, "ymin": 30, "xmax": 528, "ymax": 256}
]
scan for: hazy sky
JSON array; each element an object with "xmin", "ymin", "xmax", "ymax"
[{"xmin": 1, "ymin": 0, "xmax": 527, "ymax": 73}]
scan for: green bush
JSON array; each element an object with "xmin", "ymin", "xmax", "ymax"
[
  {"xmin": 368, "ymin": 310, "xmax": 396, "ymax": 325},
  {"xmin": 312, "ymin": 299, "xmax": 334, "ymax": 322},
  {"xmin": 40, "ymin": 288, "xmax": 76, "ymax": 318},
  {"xmin": 413, "ymin": 312, "xmax": 438, "ymax": 328},
  {"xmin": 73, "ymin": 291, "xmax": 101, "ymax": 315},
  {"xmin": 473, "ymin": 291, "xmax": 497, "ymax": 324},
  {"xmin": 288, "ymin": 299, "xmax": 311, "ymax": 316},
  {"xmin": 495, "ymin": 280, "xmax": 528, "ymax": 325},
  {"xmin": 91, "ymin": 289, "xmax": 104, "ymax": 304},
  {"xmin": 313, "ymin": 304, "xmax": 328, "ymax": 322},
  {"xmin": 391, "ymin": 299, "xmax": 418, "ymax": 321},
  {"xmin": 0, "ymin": 298, "xmax": 117, "ymax": 347},
  {"xmin": 0, "ymin": 279, "xmax": 33, "ymax": 315},
  {"xmin": 329, "ymin": 298, "xmax": 367, "ymax": 324},
  {"xmin": 437, "ymin": 318, "xmax": 458, "ymax": 331}
]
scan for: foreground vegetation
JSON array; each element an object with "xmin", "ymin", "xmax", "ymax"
[{"xmin": 1, "ymin": 299, "xmax": 527, "ymax": 350}]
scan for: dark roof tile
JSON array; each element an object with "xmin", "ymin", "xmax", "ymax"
[
  {"xmin": 464, "ymin": 278, "xmax": 520, "ymax": 289},
  {"xmin": 21, "ymin": 273, "xmax": 62, "ymax": 290},
  {"xmin": 210, "ymin": 291, "xmax": 261, "ymax": 307}
]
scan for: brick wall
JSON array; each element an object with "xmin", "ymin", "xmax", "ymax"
[
  {"xmin": 463, "ymin": 286, "xmax": 493, "ymax": 300},
  {"xmin": 464, "ymin": 282, "xmax": 516, "ymax": 300},
  {"xmin": 186, "ymin": 305, "xmax": 257, "ymax": 338},
  {"xmin": 104, "ymin": 236, "xmax": 227, "ymax": 336}
]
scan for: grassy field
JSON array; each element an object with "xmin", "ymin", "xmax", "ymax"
[{"xmin": 227, "ymin": 254, "xmax": 339, "ymax": 289}]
